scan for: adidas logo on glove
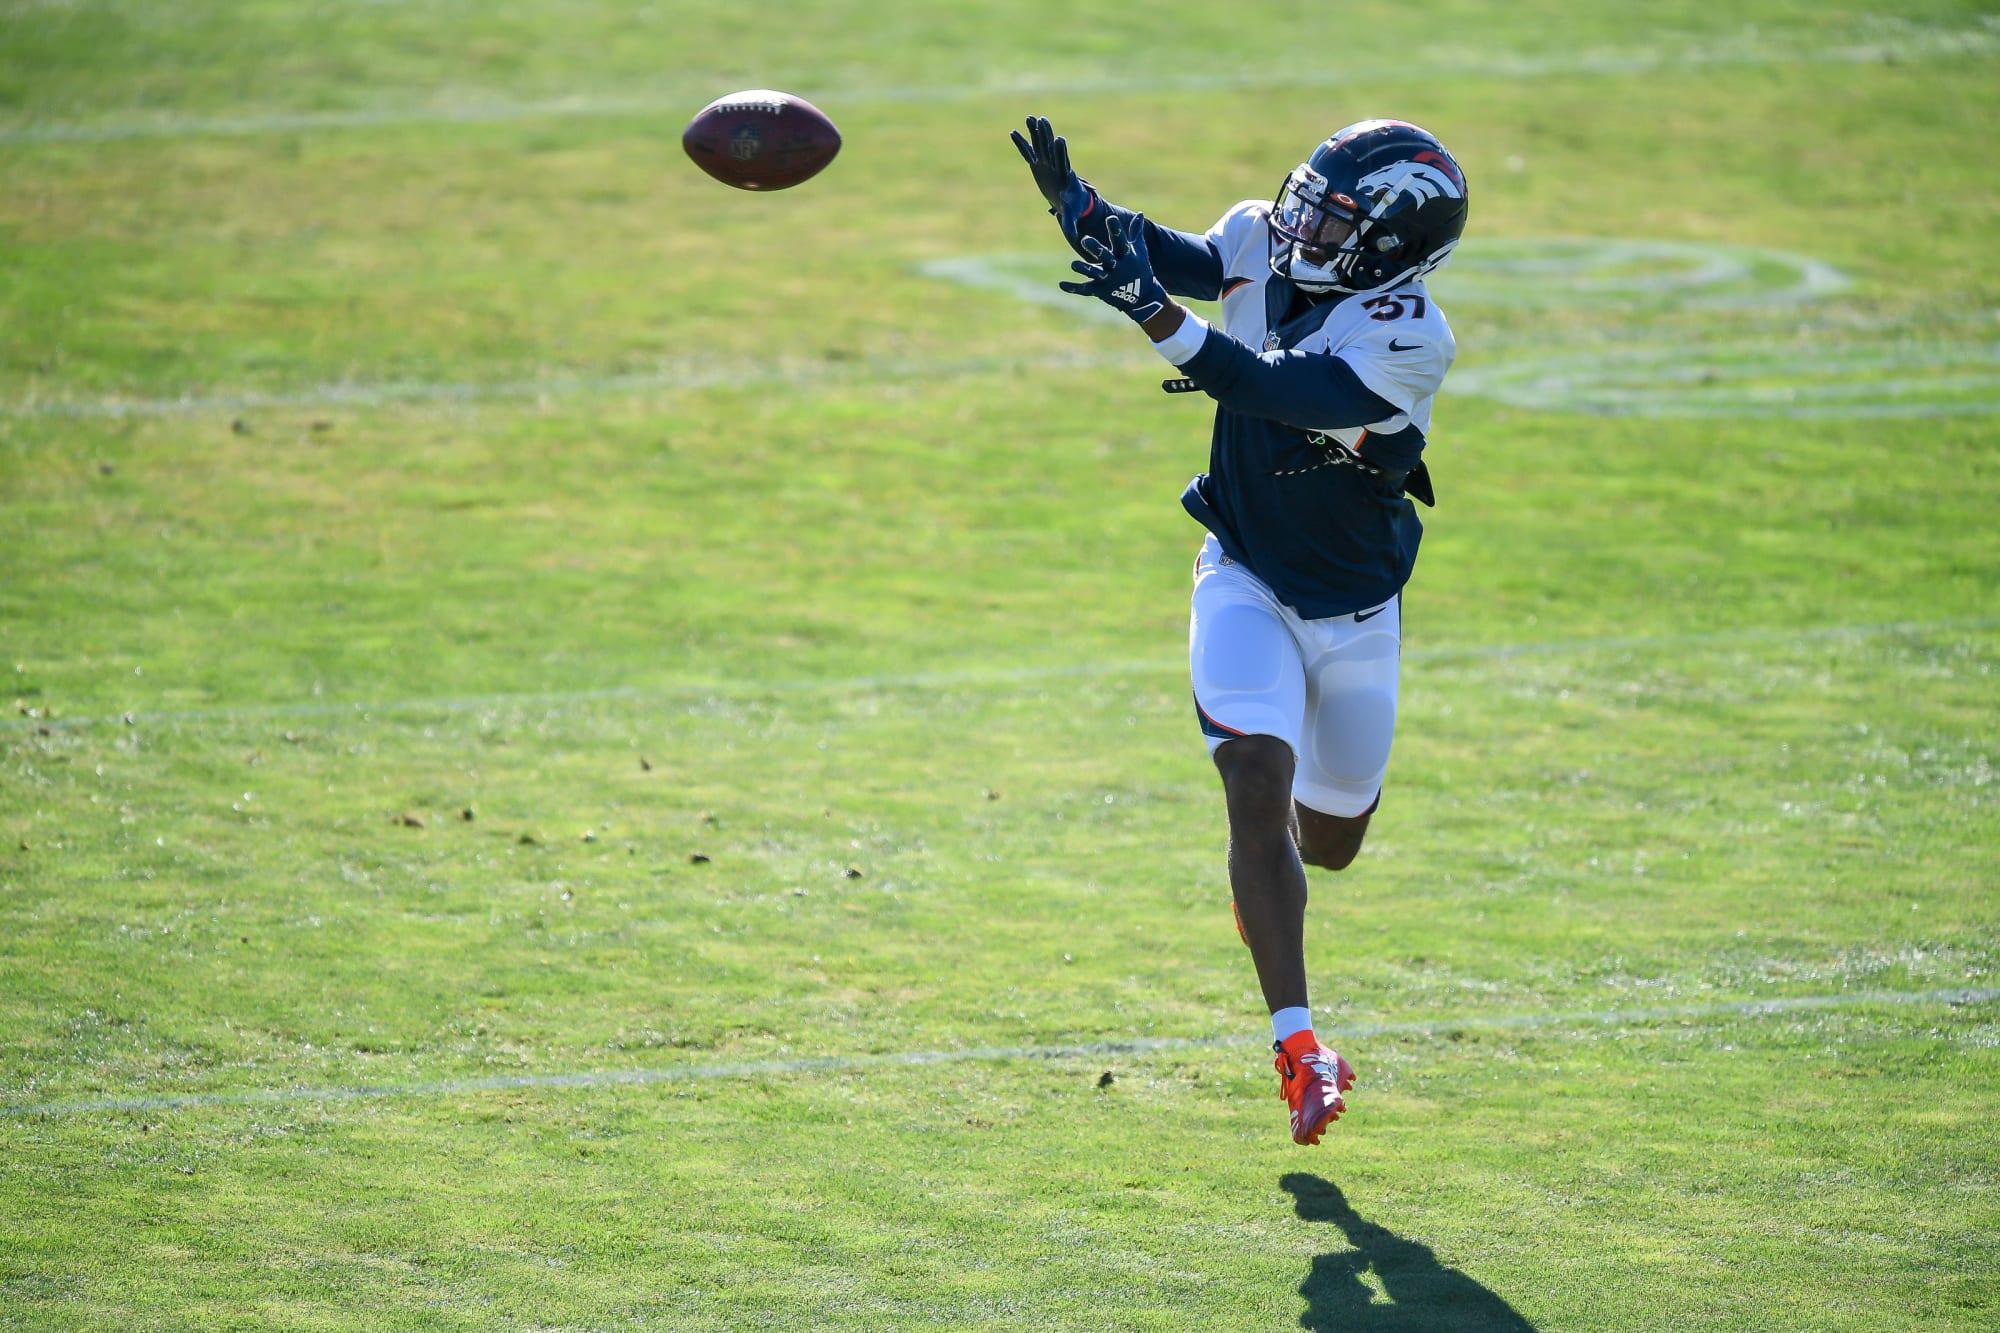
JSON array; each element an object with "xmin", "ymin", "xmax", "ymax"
[{"xmin": 1111, "ymin": 279, "xmax": 1141, "ymax": 305}]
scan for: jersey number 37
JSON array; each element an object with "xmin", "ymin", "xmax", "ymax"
[{"xmin": 1362, "ymin": 293, "xmax": 1428, "ymax": 321}]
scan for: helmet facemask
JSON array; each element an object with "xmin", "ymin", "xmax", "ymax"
[
  {"xmin": 1267, "ymin": 121, "xmax": 1468, "ymax": 298},
  {"xmin": 1269, "ymin": 163, "xmax": 1416, "ymax": 294},
  {"xmin": 1271, "ymin": 164, "xmax": 1368, "ymax": 293}
]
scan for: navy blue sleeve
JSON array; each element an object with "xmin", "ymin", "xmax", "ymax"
[
  {"xmin": 1068, "ymin": 187, "xmax": 1225, "ymax": 301},
  {"xmin": 1177, "ymin": 324, "xmax": 1400, "ymax": 429},
  {"xmin": 1359, "ymin": 421, "xmax": 1426, "ymax": 474}
]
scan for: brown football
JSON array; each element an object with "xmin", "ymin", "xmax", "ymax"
[{"xmin": 681, "ymin": 89, "xmax": 841, "ymax": 192}]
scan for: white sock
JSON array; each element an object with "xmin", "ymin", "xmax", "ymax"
[{"xmin": 1270, "ymin": 1006, "xmax": 1313, "ymax": 1043}]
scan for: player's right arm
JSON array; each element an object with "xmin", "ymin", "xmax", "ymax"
[
  {"xmin": 1156, "ymin": 288, "xmax": 1453, "ymax": 437},
  {"xmin": 1012, "ymin": 115, "xmax": 1226, "ymax": 300},
  {"xmin": 1061, "ymin": 211, "xmax": 1437, "ymax": 496},
  {"xmin": 1159, "ymin": 318, "xmax": 1405, "ymax": 430}
]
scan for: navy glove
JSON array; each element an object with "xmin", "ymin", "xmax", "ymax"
[
  {"xmin": 1010, "ymin": 115, "xmax": 1099, "ymax": 250},
  {"xmin": 1058, "ymin": 213, "xmax": 1168, "ymax": 324}
]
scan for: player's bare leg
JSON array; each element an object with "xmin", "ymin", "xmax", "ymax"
[
  {"xmin": 1294, "ymin": 801, "xmax": 1374, "ymax": 871},
  {"xmin": 1214, "ymin": 734, "xmax": 1355, "ymax": 1144},
  {"xmin": 1215, "ymin": 735, "xmax": 1311, "ymax": 1010}
]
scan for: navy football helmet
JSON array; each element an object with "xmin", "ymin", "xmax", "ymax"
[{"xmin": 1269, "ymin": 120, "xmax": 1468, "ymax": 294}]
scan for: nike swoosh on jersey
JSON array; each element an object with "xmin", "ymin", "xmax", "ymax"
[{"xmin": 1387, "ymin": 339, "xmax": 1422, "ymax": 352}]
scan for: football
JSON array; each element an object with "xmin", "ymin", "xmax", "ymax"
[{"xmin": 681, "ymin": 89, "xmax": 841, "ymax": 191}]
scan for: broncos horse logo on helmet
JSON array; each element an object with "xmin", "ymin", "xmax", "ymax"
[{"xmin": 1269, "ymin": 120, "xmax": 1468, "ymax": 295}]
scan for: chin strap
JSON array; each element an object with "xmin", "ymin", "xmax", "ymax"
[{"xmin": 1285, "ymin": 242, "xmax": 1348, "ymax": 293}]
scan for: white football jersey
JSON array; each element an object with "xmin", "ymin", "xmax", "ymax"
[{"xmin": 1204, "ymin": 199, "xmax": 1456, "ymax": 447}]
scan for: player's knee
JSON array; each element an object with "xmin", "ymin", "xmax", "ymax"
[{"xmin": 1214, "ymin": 734, "xmax": 1294, "ymax": 819}]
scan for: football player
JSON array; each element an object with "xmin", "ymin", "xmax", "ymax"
[{"xmin": 1013, "ymin": 116, "xmax": 1468, "ymax": 1146}]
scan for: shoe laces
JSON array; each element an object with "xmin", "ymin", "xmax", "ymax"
[
  {"xmin": 1274, "ymin": 1042, "xmax": 1330, "ymax": 1079},
  {"xmin": 1273, "ymin": 1045, "xmax": 1331, "ymax": 1105}
]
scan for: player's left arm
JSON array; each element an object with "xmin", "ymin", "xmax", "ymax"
[
  {"xmin": 1061, "ymin": 216, "xmax": 1408, "ymax": 428},
  {"xmin": 1062, "ymin": 217, "xmax": 1437, "ymax": 490},
  {"xmin": 1093, "ymin": 201, "xmax": 1226, "ymax": 301},
  {"xmin": 1012, "ymin": 115, "xmax": 1225, "ymax": 299}
]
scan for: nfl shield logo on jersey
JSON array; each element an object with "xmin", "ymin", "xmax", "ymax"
[{"xmin": 1264, "ymin": 330, "xmax": 1283, "ymax": 351}]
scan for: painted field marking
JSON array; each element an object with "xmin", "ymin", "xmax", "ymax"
[
  {"xmin": 14, "ymin": 331, "xmax": 1995, "ymax": 422},
  {"xmin": 2, "ymin": 20, "xmax": 1994, "ymax": 145},
  {"xmin": 930, "ymin": 239, "xmax": 1852, "ymax": 317},
  {"xmin": 4, "ymin": 986, "xmax": 1991, "ymax": 1119},
  {"xmin": 0, "ymin": 348, "xmax": 1141, "ymax": 420},
  {"xmin": 917, "ymin": 255, "xmax": 1128, "ymax": 325},
  {"xmin": 1430, "ymin": 237, "xmax": 1851, "ymax": 309},
  {"xmin": 922, "ymin": 246, "xmax": 2000, "ymax": 420},
  {"xmin": 1451, "ymin": 339, "xmax": 2000, "ymax": 419},
  {"xmin": 8, "ymin": 242, "xmax": 1983, "ymax": 422},
  {"xmin": 8, "ymin": 615, "xmax": 1994, "ymax": 735}
]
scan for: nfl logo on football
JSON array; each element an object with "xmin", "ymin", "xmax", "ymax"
[{"xmin": 729, "ymin": 125, "xmax": 762, "ymax": 161}]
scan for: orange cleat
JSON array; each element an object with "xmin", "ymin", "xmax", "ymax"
[{"xmin": 1274, "ymin": 1037, "xmax": 1355, "ymax": 1146}]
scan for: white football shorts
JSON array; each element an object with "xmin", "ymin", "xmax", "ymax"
[{"xmin": 1188, "ymin": 533, "xmax": 1401, "ymax": 817}]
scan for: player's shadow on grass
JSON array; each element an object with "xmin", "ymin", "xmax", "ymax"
[{"xmin": 1283, "ymin": 1174, "xmax": 1535, "ymax": 1332}]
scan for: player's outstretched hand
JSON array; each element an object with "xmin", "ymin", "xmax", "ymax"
[
  {"xmin": 1058, "ymin": 213, "xmax": 1167, "ymax": 325},
  {"xmin": 1010, "ymin": 115, "xmax": 1097, "ymax": 244}
]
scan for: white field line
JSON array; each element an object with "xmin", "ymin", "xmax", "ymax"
[
  {"xmin": 5, "ymin": 986, "xmax": 1992, "ymax": 1119},
  {"xmin": 11, "ymin": 332, "xmax": 1999, "ymax": 423},
  {"xmin": 1451, "ymin": 339, "xmax": 2000, "ymax": 419},
  {"xmin": 9, "ymin": 615, "xmax": 1995, "ymax": 735},
  {"xmin": 921, "ymin": 250, "xmax": 1997, "ymax": 418},
  {"xmin": 918, "ymin": 255, "xmax": 1127, "ymax": 325},
  {"xmin": 2, "ymin": 20, "xmax": 1996, "ymax": 145},
  {"xmin": 18, "ymin": 243, "xmax": 1983, "ymax": 424},
  {"xmin": 925, "ymin": 241, "xmax": 1853, "ymax": 316},
  {"xmin": 1434, "ymin": 239, "xmax": 1852, "ymax": 308},
  {"xmin": 0, "ymin": 348, "xmax": 1143, "ymax": 420}
]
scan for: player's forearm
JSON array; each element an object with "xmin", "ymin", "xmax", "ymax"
[
  {"xmin": 1152, "ymin": 314, "xmax": 1401, "ymax": 429},
  {"xmin": 1073, "ymin": 195, "xmax": 1225, "ymax": 299},
  {"xmin": 1140, "ymin": 302, "xmax": 1189, "ymax": 342}
]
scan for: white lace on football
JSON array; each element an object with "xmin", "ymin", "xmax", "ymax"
[{"xmin": 701, "ymin": 89, "xmax": 789, "ymax": 115}]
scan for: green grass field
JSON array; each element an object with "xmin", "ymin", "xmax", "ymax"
[{"xmin": 3, "ymin": 2, "xmax": 1998, "ymax": 1327}]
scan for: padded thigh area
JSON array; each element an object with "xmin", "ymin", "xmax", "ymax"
[
  {"xmin": 1301, "ymin": 631, "xmax": 1400, "ymax": 786},
  {"xmin": 1196, "ymin": 602, "xmax": 1300, "ymax": 695},
  {"xmin": 1189, "ymin": 558, "xmax": 1307, "ymax": 753}
]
